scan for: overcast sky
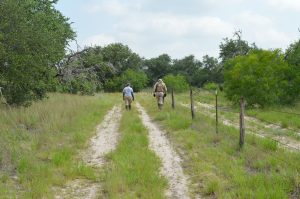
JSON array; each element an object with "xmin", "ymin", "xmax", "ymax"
[{"xmin": 56, "ymin": 0, "xmax": 300, "ymax": 59}]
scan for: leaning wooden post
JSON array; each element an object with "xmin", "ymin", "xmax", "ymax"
[
  {"xmin": 239, "ymin": 97, "xmax": 245, "ymax": 148},
  {"xmin": 215, "ymin": 90, "xmax": 218, "ymax": 134},
  {"xmin": 171, "ymin": 88, "xmax": 175, "ymax": 109},
  {"xmin": 0, "ymin": 87, "xmax": 3, "ymax": 101},
  {"xmin": 190, "ymin": 87, "xmax": 195, "ymax": 120}
]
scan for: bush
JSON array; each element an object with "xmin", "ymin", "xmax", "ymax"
[
  {"xmin": 104, "ymin": 69, "xmax": 148, "ymax": 92},
  {"xmin": 203, "ymin": 82, "xmax": 219, "ymax": 91},
  {"xmin": 60, "ymin": 75, "xmax": 97, "ymax": 95},
  {"xmin": 284, "ymin": 40, "xmax": 300, "ymax": 104},
  {"xmin": 163, "ymin": 74, "xmax": 189, "ymax": 93},
  {"xmin": 224, "ymin": 50, "xmax": 294, "ymax": 106}
]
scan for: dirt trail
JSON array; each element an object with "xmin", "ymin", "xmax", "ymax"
[
  {"xmin": 181, "ymin": 102, "xmax": 300, "ymax": 151},
  {"xmin": 82, "ymin": 106, "xmax": 122, "ymax": 167},
  {"xmin": 136, "ymin": 103, "xmax": 190, "ymax": 199},
  {"xmin": 54, "ymin": 106, "xmax": 122, "ymax": 199}
]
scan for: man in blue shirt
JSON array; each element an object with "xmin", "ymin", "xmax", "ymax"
[{"xmin": 123, "ymin": 83, "xmax": 134, "ymax": 110}]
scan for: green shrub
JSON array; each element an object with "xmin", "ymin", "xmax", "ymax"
[
  {"xmin": 59, "ymin": 74, "xmax": 97, "ymax": 95},
  {"xmin": 224, "ymin": 50, "xmax": 295, "ymax": 106},
  {"xmin": 104, "ymin": 69, "xmax": 148, "ymax": 92},
  {"xmin": 163, "ymin": 74, "xmax": 189, "ymax": 93},
  {"xmin": 203, "ymin": 82, "xmax": 219, "ymax": 91}
]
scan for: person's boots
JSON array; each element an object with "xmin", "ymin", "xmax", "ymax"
[
  {"xmin": 129, "ymin": 105, "xmax": 131, "ymax": 110},
  {"xmin": 125, "ymin": 105, "xmax": 128, "ymax": 110},
  {"xmin": 158, "ymin": 104, "xmax": 162, "ymax": 110}
]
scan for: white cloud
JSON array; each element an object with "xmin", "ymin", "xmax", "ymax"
[
  {"xmin": 267, "ymin": 0, "xmax": 300, "ymax": 12},
  {"xmin": 74, "ymin": 0, "xmax": 299, "ymax": 58},
  {"xmin": 114, "ymin": 12, "xmax": 233, "ymax": 38},
  {"xmin": 235, "ymin": 12, "xmax": 273, "ymax": 27},
  {"xmin": 107, "ymin": 12, "xmax": 234, "ymax": 58},
  {"xmin": 253, "ymin": 29, "xmax": 292, "ymax": 48},
  {"xmin": 150, "ymin": 15, "xmax": 233, "ymax": 37},
  {"xmin": 204, "ymin": 0, "xmax": 246, "ymax": 5},
  {"xmin": 84, "ymin": 0, "xmax": 140, "ymax": 15},
  {"xmin": 84, "ymin": 34, "xmax": 116, "ymax": 46},
  {"xmin": 233, "ymin": 11, "xmax": 294, "ymax": 50}
]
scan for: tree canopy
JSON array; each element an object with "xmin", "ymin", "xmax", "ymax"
[
  {"xmin": 0, "ymin": 0, "xmax": 75, "ymax": 105},
  {"xmin": 224, "ymin": 49, "xmax": 296, "ymax": 106}
]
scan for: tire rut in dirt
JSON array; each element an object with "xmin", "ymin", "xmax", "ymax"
[{"xmin": 136, "ymin": 103, "xmax": 190, "ymax": 199}]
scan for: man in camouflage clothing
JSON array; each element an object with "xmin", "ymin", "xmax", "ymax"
[{"xmin": 153, "ymin": 79, "xmax": 167, "ymax": 110}]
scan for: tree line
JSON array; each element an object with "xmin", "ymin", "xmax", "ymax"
[
  {"xmin": 48, "ymin": 31, "xmax": 300, "ymax": 107},
  {"xmin": 57, "ymin": 43, "xmax": 221, "ymax": 94},
  {"xmin": 1, "ymin": 0, "xmax": 300, "ymax": 107}
]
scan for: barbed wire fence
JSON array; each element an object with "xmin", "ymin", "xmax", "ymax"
[{"xmin": 170, "ymin": 87, "xmax": 300, "ymax": 152}]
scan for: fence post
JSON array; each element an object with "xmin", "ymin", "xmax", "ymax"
[
  {"xmin": 215, "ymin": 90, "xmax": 218, "ymax": 134},
  {"xmin": 171, "ymin": 88, "xmax": 175, "ymax": 109},
  {"xmin": 0, "ymin": 87, "xmax": 3, "ymax": 101},
  {"xmin": 239, "ymin": 97, "xmax": 245, "ymax": 148},
  {"xmin": 190, "ymin": 87, "xmax": 195, "ymax": 120}
]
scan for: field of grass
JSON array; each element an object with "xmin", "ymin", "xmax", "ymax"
[
  {"xmin": 138, "ymin": 93, "xmax": 300, "ymax": 198},
  {"xmin": 0, "ymin": 93, "xmax": 118, "ymax": 198},
  {"xmin": 1, "ymin": 91, "xmax": 300, "ymax": 198},
  {"xmin": 100, "ymin": 106, "xmax": 167, "ymax": 199}
]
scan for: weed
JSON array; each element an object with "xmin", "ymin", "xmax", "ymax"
[{"xmin": 258, "ymin": 138, "xmax": 278, "ymax": 151}]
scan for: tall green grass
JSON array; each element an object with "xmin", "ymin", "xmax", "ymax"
[
  {"xmin": 0, "ymin": 93, "xmax": 118, "ymax": 198},
  {"xmin": 138, "ymin": 93, "xmax": 300, "ymax": 198},
  {"xmin": 100, "ymin": 106, "xmax": 167, "ymax": 199}
]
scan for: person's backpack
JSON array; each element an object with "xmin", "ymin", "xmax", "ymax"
[{"xmin": 155, "ymin": 83, "xmax": 165, "ymax": 92}]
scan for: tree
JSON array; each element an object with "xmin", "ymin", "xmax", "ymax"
[
  {"xmin": 284, "ymin": 39, "xmax": 300, "ymax": 103},
  {"xmin": 144, "ymin": 54, "xmax": 172, "ymax": 84},
  {"xmin": 104, "ymin": 69, "xmax": 148, "ymax": 92},
  {"xmin": 58, "ymin": 46, "xmax": 116, "ymax": 93},
  {"xmin": 173, "ymin": 55, "xmax": 202, "ymax": 86},
  {"xmin": 219, "ymin": 31, "xmax": 253, "ymax": 64},
  {"xmin": 163, "ymin": 74, "xmax": 189, "ymax": 92},
  {"xmin": 202, "ymin": 55, "xmax": 222, "ymax": 84},
  {"xmin": 0, "ymin": 0, "xmax": 75, "ymax": 105},
  {"xmin": 224, "ymin": 50, "xmax": 294, "ymax": 106},
  {"xmin": 102, "ymin": 43, "xmax": 142, "ymax": 73},
  {"xmin": 285, "ymin": 39, "xmax": 300, "ymax": 67}
]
